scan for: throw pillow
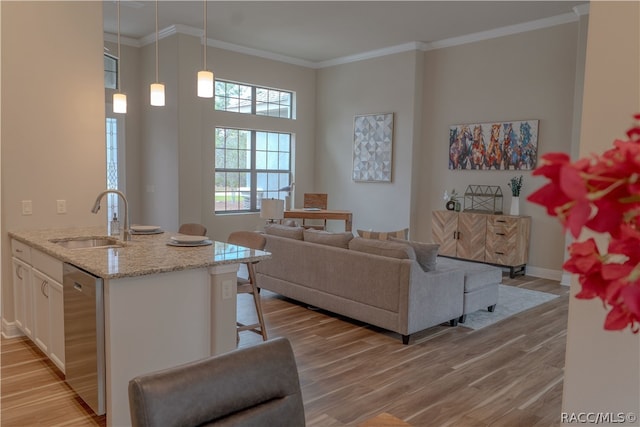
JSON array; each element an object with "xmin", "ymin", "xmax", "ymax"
[
  {"xmin": 357, "ymin": 228, "xmax": 409, "ymax": 240},
  {"xmin": 264, "ymin": 224, "xmax": 304, "ymax": 240},
  {"xmin": 349, "ymin": 237, "xmax": 415, "ymax": 260},
  {"xmin": 390, "ymin": 237, "xmax": 440, "ymax": 272},
  {"xmin": 303, "ymin": 229, "xmax": 353, "ymax": 249}
]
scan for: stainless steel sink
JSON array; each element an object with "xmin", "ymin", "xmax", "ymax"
[{"xmin": 50, "ymin": 237, "xmax": 125, "ymax": 249}]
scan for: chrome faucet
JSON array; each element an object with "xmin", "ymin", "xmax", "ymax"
[{"xmin": 91, "ymin": 189, "xmax": 131, "ymax": 241}]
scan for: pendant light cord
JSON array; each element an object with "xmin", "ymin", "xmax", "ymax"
[
  {"xmin": 117, "ymin": 0, "xmax": 122, "ymax": 92},
  {"xmin": 155, "ymin": 0, "xmax": 159, "ymax": 83},
  {"xmin": 203, "ymin": 0, "xmax": 207, "ymax": 70}
]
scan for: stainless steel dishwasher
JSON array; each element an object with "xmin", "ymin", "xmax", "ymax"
[{"xmin": 63, "ymin": 263, "xmax": 106, "ymax": 415}]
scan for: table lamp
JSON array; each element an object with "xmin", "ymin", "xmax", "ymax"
[{"xmin": 260, "ymin": 199, "xmax": 285, "ymax": 223}]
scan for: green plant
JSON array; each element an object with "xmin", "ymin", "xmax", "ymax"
[{"xmin": 508, "ymin": 175, "xmax": 523, "ymax": 197}]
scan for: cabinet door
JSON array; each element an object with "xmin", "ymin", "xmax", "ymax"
[
  {"xmin": 32, "ymin": 269, "xmax": 51, "ymax": 355},
  {"xmin": 456, "ymin": 213, "xmax": 486, "ymax": 261},
  {"xmin": 48, "ymin": 279, "xmax": 65, "ymax": 373},
  {"xmin": 432, "ymin": 211, "xmax": 458, "ymax": 257},
  {"xmin": 12, "ymin": 258, "xmax": 33, "ymax": 338}
]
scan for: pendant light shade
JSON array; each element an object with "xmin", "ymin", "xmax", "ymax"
[
  {"xmin": 113, "ymin": 0, "xmax": 127, "ymax": 114},
  {"xmin": 197, "ymin": 0, "xmax": 214, "ymax": 98},
  {"xmin": 113, "ymin": 93, "xmax": 127, "ymax": 113},
  {"xmin": 150, "ymin": 83, "xmax": 165, "ymax": 106},
  {"xmin": 150, "ymin": 0, "xmax": 165, "ymax": 107},
  {"xmin": 197, "ymin": 70, "xmax": 214, "ymax": 98}
]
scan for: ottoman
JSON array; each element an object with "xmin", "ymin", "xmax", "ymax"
[{"xmin": 437, "ymin": 257, "xmax": 501, "ymax": 323}]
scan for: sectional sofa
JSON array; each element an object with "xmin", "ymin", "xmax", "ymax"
[{"xmin": 255, "ymin": 225, "xmax": 501, "ymax": 344}]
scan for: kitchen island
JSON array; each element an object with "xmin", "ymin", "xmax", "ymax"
[{"xmin": 9, "ymin": 226, "xmax": 270, "ymax": 427}]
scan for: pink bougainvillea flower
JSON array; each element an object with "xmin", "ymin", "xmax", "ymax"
[{"xmin": 529, "ymin": 114, "xmax": 640, "ymax": 334}]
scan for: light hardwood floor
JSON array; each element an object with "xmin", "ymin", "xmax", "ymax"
[{"xmin": 1, "ymin": 274, "xmax": 569, "ymax": 426}]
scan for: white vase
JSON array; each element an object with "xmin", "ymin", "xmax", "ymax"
[{"xmin": 510, "ymin": 196, "xmax": 520, "ymax": 216}]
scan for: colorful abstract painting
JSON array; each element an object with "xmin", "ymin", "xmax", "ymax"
[
  {"xmin": 449, "ymin": 119, "xmax": 539, "ymax": 170},
  {"xmin": 353, "ymin": 113, "xmax": 394, "ymax": 182}
]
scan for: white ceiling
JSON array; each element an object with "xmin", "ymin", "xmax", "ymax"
[{"xmin": 103, "ymin": 1, "xmax": 588, "ymax": 64}]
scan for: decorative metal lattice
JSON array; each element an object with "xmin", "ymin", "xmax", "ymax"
[{"xmin": 463, "ymin": 185, "xmax": 503, "ymax": 213}]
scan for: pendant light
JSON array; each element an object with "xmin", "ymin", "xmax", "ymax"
[
  {"xmin": 197, "ymin": 0, "xmax": 214, "ymax": 98},
  {"xmin": 150, "ymin": 0, "xmax": 165, "ymax": 106},
  {"xmin": 113, "ymin": 0, "xmax": 127, "ymax": 113}
]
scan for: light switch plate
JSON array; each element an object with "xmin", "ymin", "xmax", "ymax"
[
  {"xmin": 56, "ymin": 199, "xmax": 66, "ymax": 214},
  {"xmin": 21, "ymin": 200, "xmax": 32, "ymax": 215}
]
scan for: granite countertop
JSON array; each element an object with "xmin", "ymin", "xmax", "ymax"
[{"xmin": 9, "ymin": 226, "xmax": 270, "ymax": 279}]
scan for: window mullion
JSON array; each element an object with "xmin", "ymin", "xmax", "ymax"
[{"xmin": 251, "ymin": 131, "xmax": 257, "ymax": 211}]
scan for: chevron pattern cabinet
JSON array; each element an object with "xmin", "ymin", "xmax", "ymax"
[{"xmin": 431, "ymin": 211, "xmax": 531, "ymax": 277}]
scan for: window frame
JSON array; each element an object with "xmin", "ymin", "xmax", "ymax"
[
  {"xmin": 215, "ymin": 79, "xmax": 294, "ymax": 119},
  {"xmin": 214, "ymin": 127, "xmax": 292, "ymax": 214}
]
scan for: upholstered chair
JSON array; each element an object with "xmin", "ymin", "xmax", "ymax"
[{"xmin": 128, "ymin": 337, "xmax": 305, "ymax": 427}]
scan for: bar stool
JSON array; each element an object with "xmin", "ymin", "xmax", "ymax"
[
  {"xmin": 178, "ymin": 223, "xmax": 207, "ymax": 236},
  {"xmin": 227, "ymin": 231, "xmax": 268, "ymax": 341}
]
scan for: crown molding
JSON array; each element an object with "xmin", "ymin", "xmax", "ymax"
[
  {"xmin": 316, "ymin": 42, "xmax": 426, "ymax": 69},
  {"xmin": 205, "ymin": 38, "xmax": 316, "ymax": 69},
  {"xmin": 424, "ymin": 11, "xmax": 582, "ymax": 52},
  {"xmin": 104, "ymin": 32, "xmax": 142, "ymax": 48},
  {"xmin": 104, "ymin": 3, "xmax": 591, "ymax": 68}
]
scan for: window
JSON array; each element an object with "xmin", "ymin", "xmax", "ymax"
[
  {"xmin": 215, "ymin": 128, "xmax": 292, "ymax": 213},
  {"xmin": 215, "ymin": 80, "xmax": 293, "ymax": 119},
  {"xmin": 104, "ymin": 54, "xmax": 118, "ymax": 89},
  {"xmin": 105, "ymin": 118, "xmax": 119, "ymax": 219}
]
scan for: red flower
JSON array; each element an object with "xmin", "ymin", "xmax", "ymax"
[{"xmin": 528, "ymin": 114, "xmax": 640, "ymax": 334}]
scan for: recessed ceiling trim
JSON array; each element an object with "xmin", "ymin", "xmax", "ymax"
[{"xmin": 205, "ymin": 37, "xmax": 316, "ymax": 69}]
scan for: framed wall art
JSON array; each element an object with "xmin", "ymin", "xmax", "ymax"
[
  {"xmin": 352, "ymin": 112, "xmax": 394, "ymax": 182},
  {"xmin": 449, "ymin": 119, "xmax": 539, "ymax": 170}
]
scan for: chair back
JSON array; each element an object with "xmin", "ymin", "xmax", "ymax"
[
  {"xmin": 303, "ymin": 193, "xmax": 327, "ymax": 210},
  {"xmin": 178, "ymin": 223, "xmax": 207, "ymax": 236},
  {"xmin": 128, "ymin": 338, "xmax": 305, "ymax": 427},
  {"xmin": 228, "ymin": 231, "xmax": 266, "ymax": 251}
]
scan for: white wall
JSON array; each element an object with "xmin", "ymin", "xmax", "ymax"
[
  {"xmin": 417, "ymin": 22, "xmax": 581, "ymax": 277},
  {"xmin": 129, "ymin": 33, "xmax": 317, "ymax": 242},
  {"xmin": 1, "ymin": 2, "xmax": 105, "ymax": 329},
  {"xmin": 562, "ymin": 1, "xmax": 640, "ymax": 420},
  {"xmin": 316, "ymin": 51, "xmax": 423, "ymax": 233}
]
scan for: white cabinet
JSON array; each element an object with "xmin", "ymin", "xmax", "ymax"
[
  {"xmin": 11, "ymin": 239, "xmax": 65, "ymax": 373},
  {"xmin": 12, "ymin": 257, "xmax": 33, "ymax": 338},
  {"xmin": 12, "ymin": 239, "xmax": 33, "ymax": 338}
]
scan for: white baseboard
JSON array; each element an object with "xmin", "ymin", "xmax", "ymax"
[
  {"xmin": 524, "ymin": 266, "xmax": 563, "ymax": 282},
  {"xmin": 1, "ymin": 318, "xmax": 24, "ymax": 339},
  {"xmin": 560, "ymin": 272, "xmax": 572, "ymax": 286}
]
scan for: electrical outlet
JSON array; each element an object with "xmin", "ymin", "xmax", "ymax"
[
  {"xmin": 56, "ymin": 199, "xmax": 67, "ymax": 214},
  {"xmin": 222, "ymin": 280, "xmax": 234, "ymax": 299},
  {"xmin": 21, "ymin": 200, "xmax": 32, "ymax": 215}
]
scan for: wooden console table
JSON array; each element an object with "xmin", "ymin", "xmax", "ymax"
[{"xmin": 284, "ymin": 209, "xmax": 353, "ymax": 231}]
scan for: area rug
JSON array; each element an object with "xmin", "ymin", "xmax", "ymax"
[{"xmin": 461, "ymin": 285, "xmax": 559, "ymax": 330}]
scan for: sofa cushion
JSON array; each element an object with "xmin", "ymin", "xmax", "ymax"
[
  {"xmin": 357, "ymin": 228, "xmax": 409, "ymax": 240},
  {"xmin": 437, "ymin": 257, "xmax": 502, "ymax": 292},
  {"xmin": 303, "ymin": 229, "xmax": 353, "ymax": 249},
  {"xmin": 264, "ymin": 224, "xmax": 304, "ymax": 240},
  {"xmin": 349, "ymin": 237, "xmax": 415, "ymax": 260},
  {"xmin": 390, "ymin": 238, "xmax": 439, "ymax": 272}
]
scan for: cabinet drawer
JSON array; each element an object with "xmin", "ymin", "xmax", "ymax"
[
  {"xmin": 11, "ymin": 239, "xmax": 31, "ymax": 263},
  {"xmin": 32, "ymin": 249, "xmax": 63, "ymax": 283}
]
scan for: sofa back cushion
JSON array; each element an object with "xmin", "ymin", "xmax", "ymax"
[
  {"xmin": 265, "ymin": 224, "xmax": 304, "ymax": 240},
  {"xmin": 390, "ymin": 238, "xmax": 439, "ymax": 272},
  {"xmin": 357, "ymin": 228, "xmax": 409, "ymax": 240},
  {"xmin": 303, "ymin": 229, "xmax": 353, "ymax": 249},
  {"xmin": 349, "ymin": 237, "xmax": 415, "ymax": 260}
]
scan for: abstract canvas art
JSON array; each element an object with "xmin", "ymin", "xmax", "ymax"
[
  {"xmin": 352, "ymin": 112, "xmax": 394, "ymax": 182},
  {"xmin": 449, "ymin": 119, "xmax": 539, "ymax": 170}
]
